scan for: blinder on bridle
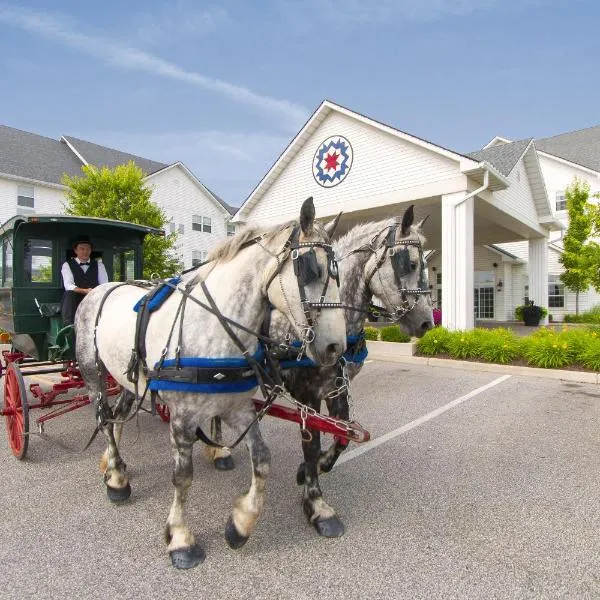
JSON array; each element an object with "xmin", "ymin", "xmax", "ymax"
[{"xmin": 365, "ymin": 222, "xmax": 430, "ymax": 320}]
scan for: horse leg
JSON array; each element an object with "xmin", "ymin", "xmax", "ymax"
[
  {"xmin": 95, "ymin": 391, "xmax": 131, "ymax": 502},
  {"xmin": 165, "ymin": 416, "xmax": 205, "ymax": 569},
  {"xmin": 99, "ymin": 389, "xmax": 135, "ymax": 474},
  {"xmin": 203, "ymin": 417, "xmax": 235, "ymax": 471},
  {"xmin": 315, "ymin": 390, "xmax": 352, "ymax": 475},
  {"xmin": 296, "ymin": 391, "xmax": 347, "ymax": 537},
  {"xmin": 224, "ymin": 419, "xmax": 271, "ymax": 549}
]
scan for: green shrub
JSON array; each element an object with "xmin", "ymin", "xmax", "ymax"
[
  {"xmin": 563, "ymin": 305, "xmax": 600, "ymax": 324},
  {"xmin": 521, "ymin": 332, "xmax": 573, "ymax": 368},
  {"xmin": 446, "ymin": 328, "xmax": 488, "ymax": 359},
  {"xmin": 364, "ymin": 326, "xmax": 379, "ymax": 341},
  {"xmin": 477, "ymin": 328, "xmax": 522, "ymax": 364},
  {"xmin": 579, "ymin": 337, "xmax": 600, "ymax": 371},
  {"xmin": 417, "ymin": 327, "xmax": 452, "ymax": 355},
  {"xmin": 379, "ymin": 326, "xmax": 411, "ymax": 343}
]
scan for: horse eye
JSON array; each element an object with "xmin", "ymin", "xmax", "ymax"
[{"xmin": 411, "ymin": 262, "xmax": 418, "ymax": 271}]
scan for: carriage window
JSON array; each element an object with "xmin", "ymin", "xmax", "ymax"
[
  {"xmin": 24, "ymin": 239, "xmax": 53, "ymax": 283},
  {"xmin": 2, "ymin": 239, "xmax": 12, "ymax": 286},
  {"xmin": 113, "ymin": 249, "xmax": 135, "ymax": 281}
]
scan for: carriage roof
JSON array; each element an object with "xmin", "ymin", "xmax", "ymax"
[{"xmin": 0, "ymin": 214, "xmax": 163, "ymax": 240}]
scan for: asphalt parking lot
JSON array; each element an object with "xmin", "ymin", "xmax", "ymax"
[{"xmin": 1, "ymin": 359, "xmax": 599, "ymax": 600}]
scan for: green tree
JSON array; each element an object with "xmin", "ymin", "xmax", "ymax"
[
  {"xmin": 560, "ymin": 179, "xmax": 594, "ymax": 315},
  {"xmin": 62, "ymin": 162, "xmax": 182, "ymax": 278}
]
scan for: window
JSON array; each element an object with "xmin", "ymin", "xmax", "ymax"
[
  {"xmin": 169, "ymin": 221, "xmax": 176, "ymax": 234},
  {"xmin": 2, "ymin": 239, "xmax": 13, "ymax": 286},
  {"xmin": 113, "ymin": 248, "xmax": 135, "ymax": 281},
  {"xmin": 23, "ymin": 238, "xmax": 53, "ymax": 283},
  {"xmin": 556, "ymin": 191, "xmax": 566, "ymax": 212},
  {"xmin": 178, "ymin": 223, "xmax": 184, "ymax": 234},
  {"xmin": 192, "ymin": 250, "xmax": 209, "ymax": 267},
  {"xmin": 548, "ymin": 275, "xmax": 565, "ymax": 308},
  {"xmin": 227, "ymin": 222, "xmax": 236, "ymax": 237},
  {"xmin": 17, "ymin": 185, "xmax": 34, "ymax": 208},
  {"xmin": 436, "ymin": 272, "xmax": 442, "ymax": 309},
  {"xmin": 192, "ymin": 215, "xmax": 212, "ymax": 233}
]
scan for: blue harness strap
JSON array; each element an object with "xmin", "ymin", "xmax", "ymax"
[
  {"xmin": 279, "ymin": 332, "xmax": 368, "ymax": 369},
  {"xmin": 133, "ymin": 277, "xmax": 181, "ymax": 313},
  {"xmin": 149, "ymin": 346, "xmax": 264, "ymax": 394}
]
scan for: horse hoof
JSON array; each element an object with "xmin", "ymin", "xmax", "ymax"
[
  {"xmin": 214, "ymin": 456, "xmax": 235, "ymax": 471},
  {"xmin": 313, "ymin": 516, "xmax": 345, "ymax": 538},
  {"xmin": 224, "ymin": 516, "xmax": 248, "ymax": 549},
  {"xmin": 170, "ymin": 544, "xmax": 206, "ymax": 569},
  {"xmin": 296, "ymin": 463, "xmax": 306, "ymax": 485},
  {"xmin": 106, "ymin": 482, "xmax": 131, "ymax": 503}
]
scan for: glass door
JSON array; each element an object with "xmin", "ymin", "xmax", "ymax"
[{"xmin": 474, "ymin": 271, "xmax": 494, "ymax": 319}]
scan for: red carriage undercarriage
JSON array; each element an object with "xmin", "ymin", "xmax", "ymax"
[{"xmin": 1, "ymin": 349, "xmax": 370, "ymax": 461}]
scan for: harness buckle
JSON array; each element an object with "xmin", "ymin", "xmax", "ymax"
[{"xmin": 291, "ymin": 248, "xmax": 299, "ymax": 260}]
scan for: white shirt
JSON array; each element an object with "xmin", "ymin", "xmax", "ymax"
[{"xmin": 61, "ymin": 258, "xmax": 109, "ymax": 291}]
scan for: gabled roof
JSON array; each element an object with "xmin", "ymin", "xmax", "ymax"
[
  {"xmin": 234, "ymin": 99, "xmax": 487, "ymax": 221},
  {"xmin": 144, "ymin": 162, "xmax": 235, "ymax": 216},
  {"xmin": 467, "ymin": 138, "xmax": 532, "ymax": 177},
  {"xmin": 62, "ymin": 136, "xmax": 168, "ymax": 176},
  {"xmin": 534, "ymin": 124, "xmax": 600, "ymax": 173},
  {"xmin": 0, "ymin": 125, "xmax": 83, "ymax": 185}
]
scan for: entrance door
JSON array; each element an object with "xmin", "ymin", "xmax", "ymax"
[{"xmin": 474, "ymin": 271, "xmax": 494, "ymax": 319}]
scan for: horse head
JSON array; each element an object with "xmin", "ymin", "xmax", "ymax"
[
  {"xmin": 263, "ymin": 197, "xmax": 347, "ymax": 366},
  {"xmin": 366, "ymin": 205, "xmax": 434, "ymax": 337}
]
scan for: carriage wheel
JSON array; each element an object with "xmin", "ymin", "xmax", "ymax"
[{"xmin": 3, "ymin": 362, "xmax": 29, "ymax": 460}]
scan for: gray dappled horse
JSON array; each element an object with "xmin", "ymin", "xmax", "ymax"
[
  {"xmin": 75, "ymin": 198, "xmax": 347, "ymax": 569},
  {"xmin": 209, "ymin": 205, "xmax": 433, "ymax": 536}
]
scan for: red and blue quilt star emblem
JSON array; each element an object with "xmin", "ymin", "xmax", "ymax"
[{"xmin": 312, "ymin": 135, "xmax": 353, "ymax": 188}]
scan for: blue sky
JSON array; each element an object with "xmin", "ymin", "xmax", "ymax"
[{"xmin": 1, "ymin": 0, "xmax": 598, "ymax": 206}]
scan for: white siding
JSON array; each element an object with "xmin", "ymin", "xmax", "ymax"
[
  {"xmin": 247, "ymin": 111, "xmax": 460, "ymax": 224},
  {"xmin": 539, "ymin": 154, "xmax": 600, "ymax": 236},
  {"xmin": 0, "ymin": 177, "xmax": 65, "ymax": 224},
  {"xmin": 491, "ymin": 158, "xmax": 539, "ymax": 229},
  {"xmin": 146, "ymin": 166, "xmax": 231, "ymax": 269}
]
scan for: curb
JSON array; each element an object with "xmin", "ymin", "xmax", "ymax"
[{"xmin": 366, "ymin": 348, "xmax": 600, "ymax": 385}]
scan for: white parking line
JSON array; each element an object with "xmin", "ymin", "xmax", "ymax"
[{"xmin": 338, "ymin": 374, "xmax": 512, "ymax": 464}]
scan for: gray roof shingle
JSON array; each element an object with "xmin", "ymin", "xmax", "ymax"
[
  {"xmin": 63, "ymin": 136, "xmax": 168, "ymax": 175},
  {"xmin": 0, "ymin": 125, "xmax": 84, "ymax": 184},
  {"xmin": 467, "ymin": 138, "xmax": 532, "ymax": 177},
  {"xmin": 535, "ymin": 125, "xmax": 600, "ymax": 172}
]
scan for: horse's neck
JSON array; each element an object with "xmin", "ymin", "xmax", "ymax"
[
  {"xmin": 185, "ymin": 247, "xmax": 270, "ymax": 354},
  {"xmin": 335, "ymin": 225, "xmax": 383, "ymax": 336}
]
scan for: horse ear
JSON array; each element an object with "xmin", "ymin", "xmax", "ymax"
[
  {"xmin": 300, "ymin": 196, "xmax": 316, "ymax": 236},
  {"xmin": 401, "ymin": 205, "xmax": 415, "ymax": 237},
  {"xmin": 416, "ymin": 214, "xmax": 430, "ymax": 230},
  {"xmin": 324, "ymin": 212, "xmax": 343, "ymax": 238}
]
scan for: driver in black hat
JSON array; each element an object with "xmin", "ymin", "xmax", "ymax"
[{"xmin": 61, "ymin": 235, "xmax": 108, "ymax": 325}]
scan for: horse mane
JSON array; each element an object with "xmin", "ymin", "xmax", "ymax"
[
  {"xmin": 335, "ymin": 218, "xmax": 426, "ymax": 257},
  {"xmin": 207, "ymin": 222, "xmax": 291, "ymax": 263}
]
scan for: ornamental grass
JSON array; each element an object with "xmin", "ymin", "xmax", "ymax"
[{"xmin": 379, "ymin": 326, "xmax": 411, "ymax": 343}]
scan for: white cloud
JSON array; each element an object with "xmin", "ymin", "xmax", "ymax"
[
  {"xmin": 134, "ymin": 3, "xmax": 230, "ymax": 44},
  {"xmin": 0, "ymin": 3, "xmax": 309, "ymax": 131}
]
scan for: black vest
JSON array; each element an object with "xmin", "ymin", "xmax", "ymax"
[{"xmin": 67, "ymin": 259, "xmax": 100, "ymax": 288}]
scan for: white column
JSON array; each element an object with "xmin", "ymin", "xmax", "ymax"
[
  {"xmin": 528, "ymin": 236, "xmax": 549, "ymax": 324},
  {"xmin": 441, "ymin": 191, "xmax": 474, "ymax": 330}
]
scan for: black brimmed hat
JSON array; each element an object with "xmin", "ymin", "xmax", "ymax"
[{"xmin": 71, "ymin": 235, "xmax": 93, "ymax": 248}]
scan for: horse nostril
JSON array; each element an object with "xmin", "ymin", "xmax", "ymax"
[
  {"xmin": 326, "ymin": 343, "xmax": 342, "ymax": 358},
  {"xmin": 421, "ymin": 320, "xmax": 433, "ymax": 331}
]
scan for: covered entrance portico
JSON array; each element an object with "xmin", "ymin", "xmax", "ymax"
[{"xmin": 233, "ymin": 100, "xmax": 562, "ymax": 330}]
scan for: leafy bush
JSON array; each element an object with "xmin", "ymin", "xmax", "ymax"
[
  {"xmin": 521, "ymin": 332, "xmax": 572, "ymax": 368},
  {"xmin": 364, "ymin": 326, "xmax": 379, "ymax": 341},
  {"xmin": 579, "ymin": 337, "xmax": 600, "ymax": 371},
  {"xmin": 477, "ymin": 328, "xmax": 522, "ymax": 364},
  {"xmin": 446, "ymin": 328, "xmax": 488, "ymax": 359},
  {"xmin": 379, "ymin": 326, "xmax": 411, "ymax": 343},
  {"xmin": 564, "ymin": 305, "xmax": 600, "ymax": 324},
  {"xmin": 417, "ymin": 327, "xmax": 452, "ymax": 355},
  {"xmin": 515, "ymin": 301, "xmax": 548, "ymax": 322}
]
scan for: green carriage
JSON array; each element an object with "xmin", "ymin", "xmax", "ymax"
[{"xmin": 0, "ymin": 214, "xmax": 161, "ymax": 459}]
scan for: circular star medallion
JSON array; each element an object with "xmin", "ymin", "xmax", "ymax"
[{"xmin": 312, "ymin": 135, "xmax": 353, "ymax": 188}]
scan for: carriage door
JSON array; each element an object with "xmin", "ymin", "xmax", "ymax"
[{"xmin": 474, "ymin": 271, "xmax": 494, "ymax": 319}]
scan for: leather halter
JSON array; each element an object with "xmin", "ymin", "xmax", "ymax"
[{"xmin": 362, "ymin": 222, "xmax": 430, "ymax": 321}]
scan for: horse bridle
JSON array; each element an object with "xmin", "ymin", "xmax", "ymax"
[
  {"xmin": 264, "ymin": 224, "xmax": 342, "ymax": 353},
  {"xmin": 362, "ymin": 222, "xmax": 430, "ymax": 321}
]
